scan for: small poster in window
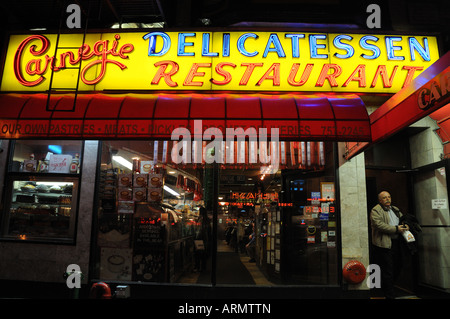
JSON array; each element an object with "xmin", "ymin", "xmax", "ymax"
[
  {"xmin": 100, "ymin": 248, "xmax": 132, "ymax": 280},
  {"xmin": 148, "ymin": 187, "xmax": 162, "ymax": 202},
  {"xmin": 321, "ymin": 182, "xmax": 335, "ymax": 201},
  {"xmin": 133, "ymin": 188, "xmax": 147, "ymax": 201},
  {"xmin": 118, "ymin": 174, "xmax": 132, "ymax": 187},
  {"xmin": 133, "ymin": 249, "xmax": 165, "ymax": 282},
  {"xmin": 148, "ymin": 174, "xmax": 163, "ymax": 187},
  {"xmin": 97, "ymin": 214, "xmax": 131, "ymax": 247},
  {"xmin": 140, "ymin": 161, "xmax": 153, "ymax": 173},
  {"xmin": 134, "ymin": 174, "xmax": 148, "ymax": 187},
  {"xmin": 23, "ymin": 160, "xmax": 37, "ymax": 172},
  {"xmin": 48, "ymin": 154, "xmax": 72, "ymax": 173},
  {"xmin": 432, "ymin": 198, "xmax": 448, "ymax": 209},
  {"xmin": 311, "ymin": 191, "xmax": 321, "ymax": 205},
  {"xmin": 118, "ymin": 188, "xmax": 133, "ymax": 201}
]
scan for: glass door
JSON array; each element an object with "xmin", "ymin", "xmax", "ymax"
[
  {"xmin": 413, "ymin": 160, "xmax": 450, "ymax": 292},
  {"xmin": 282, "ymin": 173, "xmax": 338, "ymax": 285}
]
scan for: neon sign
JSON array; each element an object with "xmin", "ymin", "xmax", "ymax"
[
  {"xmin": 13, "ymin": 34, "xmax": 133, "ymax": 86},
  {"xmin": 1, "ymin": 31, "xmax": 439, "ymax": 93},
  {"xmin": 144, "ymin": 32, "xmax": 432, "ymax": 61},
  {"xmin": 230, "ymin": 192, "xmax": 279, "ymax": 201},
  {"xmin": 417, "ymin": 70, "xmax": 450, "ymax": 110},
  {"xmin": 137, "ymin": 217, "xmax": 161, "ymax": 225},
  {"xmin": 304, "ymin": 206, "xmax": 335, "ymax": 213}
]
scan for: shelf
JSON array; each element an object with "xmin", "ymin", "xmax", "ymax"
[
  {"xmin": 10, "ymin": 212, "xmax": 70, "ymax": 219},
  {"xmin": 7, "ymin": 172, "xmax": 80, "ymax": 178},
  {"xmin": 11, "ymin": 202, "xmax": 71, "ymax": 207},
  {"xmin": 13, "ymin": 190, "xmax": 72, "ymax": 197}
]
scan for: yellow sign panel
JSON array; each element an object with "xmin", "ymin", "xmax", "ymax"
[{"xmin": 1, "ymin": 31, "xmax": 439, "ymax": 93}]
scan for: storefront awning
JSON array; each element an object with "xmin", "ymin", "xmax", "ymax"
[
  {"xmin": 0, "ymin": 93, "xmax": 370, "ymax": 141},
  {"xmin": 430, "ymin": 103, "xmax": 450, "ymax": 143}
]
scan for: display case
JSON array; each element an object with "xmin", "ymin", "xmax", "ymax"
[
  {"xmin": 0, "ymin": 140, "xmax": 83, "ymax": 243},
  {"xmin": 2, "ymin": 176, "xmax": 79, "ymax": 242}
]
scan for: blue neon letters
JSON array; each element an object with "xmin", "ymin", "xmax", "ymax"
[
  {"xmin": 143, "ymin": 32, "xmax": 170, "ymax": 56},
  {"xmin": 359, "ymin": 35, "xmax": 380, "ymax": 59},
  {"xmin": 309, "ymin": 34, "xmax": 328, "ymax": 59},
  {"xmin": 263, "ymin": 34, "xmax": 286, "ymax": 58},
  {"xmin": 142, "ymin": 32, "xmax": 432, "ymax": 61},
  {"xmin": 385, "ymin": 36, "xmax": 405, "ymax": 60},
  {"xmin": 333, "ymin": 35, "xmax": 355, "ymax": 59},
  {"xmin": 285, "ymin": 34, "xmax": 305, "ymax": 58},
  {"xmin": 409, "ymin": 37, "xmax": 430, "ymax": 61},
  {"xmin": 237, "ymin": 33, "xmax": 259, "ymax": 57}
]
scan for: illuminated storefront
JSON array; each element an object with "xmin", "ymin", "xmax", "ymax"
[
  {"xmin": 1, "ymin": 31, "xmax": 438, "ymax": 92},
  {"xmin": 0, "ymin": 29, "xmax": 446, "ymax": 297}
]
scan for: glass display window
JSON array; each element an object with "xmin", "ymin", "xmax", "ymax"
[
  {"xmin": 0, "ymin": 140, "xmax": 83, "ymax": 243},
  {"xmin": 1, "ymin": 175, "xmax": 79, "ymax": 243},
  {"xmin": 9, "ymin": 140, "xmax": 83, "ymax": 174},
  {"xmin": 94, "ymin": 141, "xmax": 204, "ymax": 282},
  {"xmin": 92, "ymin": 140, "xmax": 339, "ymax": 286}
]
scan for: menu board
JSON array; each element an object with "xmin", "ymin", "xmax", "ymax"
[{"xmin": 132, "ymin": 249, "xmax": 165, "ymax": 282}]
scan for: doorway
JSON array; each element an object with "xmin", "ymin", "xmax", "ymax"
[
  {"xmin": 205, "ymin": 166, "xmax": 276, "ymax": 286},
  {"xmin": 366, "ymin": 168, "xmax": 416, "ymax": 294}
]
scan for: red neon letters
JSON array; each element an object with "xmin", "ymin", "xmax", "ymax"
[
  {"xmin": 151, "ymin": 61, "xmax": 424, "ymax": 89},
  {"xmin": 14, "ymin": 34, "xmax": 134, "ymax": 86}
]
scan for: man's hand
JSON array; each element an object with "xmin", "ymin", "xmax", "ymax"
[{"xmin": 398, "ymin": 224, "xmax": 409, "ymax": 233}]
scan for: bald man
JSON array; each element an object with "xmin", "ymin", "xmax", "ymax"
[{"xmin": 370, "ymin": 191, "xmax": 409, "ymax": 299}]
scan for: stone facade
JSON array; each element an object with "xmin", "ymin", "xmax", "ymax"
[{"xmin": 338, "ymin": 143, "xmax": 370, "ymax": 290}]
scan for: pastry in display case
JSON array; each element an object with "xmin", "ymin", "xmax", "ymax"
[{"xmin": 3, "ymin": 177, "xmax": 79, "ymax": 242}]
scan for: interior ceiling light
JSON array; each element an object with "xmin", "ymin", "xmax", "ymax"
[
  {"xmin": 112, "ymin": 156, "xmax": 132, "ymax": 170},
  {"xmin": 164, "ymin": 185, "xmax": 180, "ymax": 197}
]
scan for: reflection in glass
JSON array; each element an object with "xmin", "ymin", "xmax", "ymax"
[{"xmin": 92, "ymin": 140, "xmax": 338, "ymax": 286}]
